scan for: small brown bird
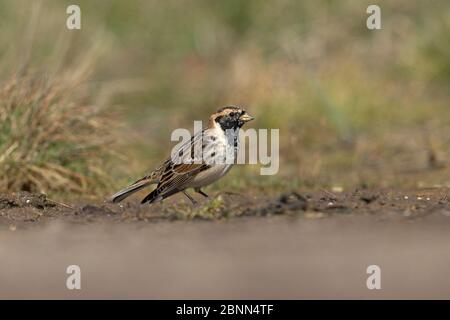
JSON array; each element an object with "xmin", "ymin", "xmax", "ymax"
[{"xmin": 111, "ymin": 106, "xmax": 254, "ymax": 204}]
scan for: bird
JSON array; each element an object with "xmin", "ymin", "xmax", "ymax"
[{"xmin": 110, "ymin": 105, "xmax": 254, "ymax": 205}]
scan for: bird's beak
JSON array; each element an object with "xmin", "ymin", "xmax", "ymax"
[{"xmin": 239, "ymin": 113, "xmax": 254, "ymax": 122}]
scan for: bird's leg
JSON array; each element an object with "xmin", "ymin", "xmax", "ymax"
[
  {"xmin": 195, "ymin": 188, "xmax": 209, "ymax": 198},
  {"xmin": 182, "ymin": 190, "xmax": 198, "ymax": 205}
]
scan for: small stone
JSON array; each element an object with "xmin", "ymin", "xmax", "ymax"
[{"xmin": 360, "ymin": 193, "xmax": 378, "ymax": 204}]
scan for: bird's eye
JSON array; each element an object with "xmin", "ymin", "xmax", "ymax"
[{"xmin": 230, "ymin": 112, "xmax": 236, "ymax": 117}]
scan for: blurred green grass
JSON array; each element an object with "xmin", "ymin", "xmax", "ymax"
[{"xmin": 0, "ymin": 0, "xmax": 449, "ymax": 199}]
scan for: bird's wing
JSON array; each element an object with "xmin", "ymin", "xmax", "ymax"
[
  {"xmin": 170, "ymin": 129, "xmax": 207, "ymax": 164},
  {"xmin": 141, "ymin": 129, "xmax": 211, "ymax": 202},
  {"xmin": 140, "ymin": 129, "xmax": 206, "ymax": 181},
  {"xmin": 161, "ymin": 162, "xmax": 208, "ymax": 191},
  {"xmin": 140, "ymin": 162, "xmax": 209, "ymax": 204}
]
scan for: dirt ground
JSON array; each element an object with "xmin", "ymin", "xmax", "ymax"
[{"xmin": 0, "ymin": 188, "xmax": 450, "ymax": 299}]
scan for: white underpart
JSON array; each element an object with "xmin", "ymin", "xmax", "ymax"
[{"xmin": 185, "ymin": 125, "xmax": 239, "ymax": 189}]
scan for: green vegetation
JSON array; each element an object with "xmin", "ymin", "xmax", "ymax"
[
  {"xmin": 0, "ymin": 53, "xmax": 115, "ymax": 196},
  {"xmin": 0, "ymin": 0, "xmax": 449, "ymax": 199}
]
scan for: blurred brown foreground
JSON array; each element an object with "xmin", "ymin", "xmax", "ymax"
[{"xmin": 1, "ymin": 189, "xmax": 450, "ymax": 299}]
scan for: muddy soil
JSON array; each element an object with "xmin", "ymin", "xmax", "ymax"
[{"xmin": 0, "ymin": 188, "xmax": 449, "ymax": 298}]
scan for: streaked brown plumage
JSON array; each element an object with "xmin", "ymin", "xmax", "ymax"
[{"xmin": 110, "ymin": 106, "xmax": 254, "ymax": 204}]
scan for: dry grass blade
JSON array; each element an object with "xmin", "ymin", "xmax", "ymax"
[{"xmin": 0, "ymin": 42, "xmax": 116, "ymax": 197}]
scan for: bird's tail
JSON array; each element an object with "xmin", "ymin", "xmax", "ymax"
[{"xmin": 110, "ymin": 177, "xmax": 155, "ymax": 203}]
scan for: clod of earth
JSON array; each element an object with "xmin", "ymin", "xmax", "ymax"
[{"xmin": 0, "ymin": 192, "xmax": 55, "ymax": 210}]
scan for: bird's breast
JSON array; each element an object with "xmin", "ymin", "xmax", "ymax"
[{"xmin": 188, "ymin": 164, "xmax": 234, "ymax": 188}]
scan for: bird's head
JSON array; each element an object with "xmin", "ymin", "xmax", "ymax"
[{"xmin": 210, "ymin": 105, "xmax": 254, "ymax": 130}]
